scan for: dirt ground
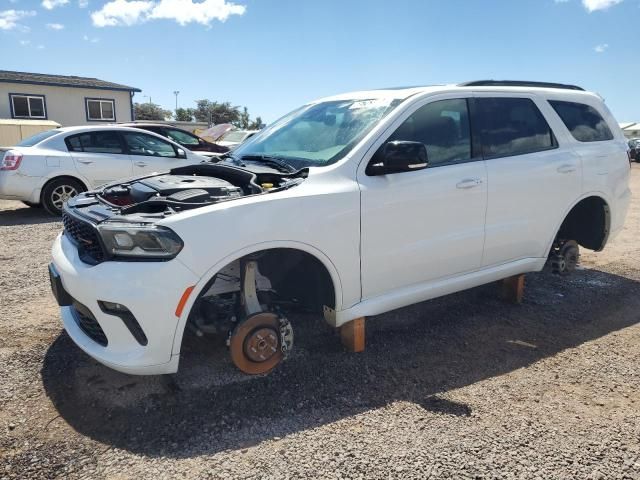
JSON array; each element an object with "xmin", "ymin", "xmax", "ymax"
[{"xmin": 1, "ymin": 165, "xmax": 639, "ymax": 480}]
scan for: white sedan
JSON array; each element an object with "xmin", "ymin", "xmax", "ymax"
[{"xmin": 0, "ymin": 125, "xmax": 206, "ymax": 214}]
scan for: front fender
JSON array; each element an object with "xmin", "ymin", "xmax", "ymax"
[{"xmin": 170, "ymin": 240, "xmax": 344, "ymax": 356}]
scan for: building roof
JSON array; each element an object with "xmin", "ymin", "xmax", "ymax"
[
  {"xmin": 0, "ymin": 70, "xmax": 141, "ymax": 92},
  {"xmin": 621, "ymin": 123, "xmax": 640, "ymax": 131}
]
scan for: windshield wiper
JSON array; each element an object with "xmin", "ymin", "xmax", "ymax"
[{"xmin": 240, "ymin": 155, "xmax": 296, "ymax": 173}]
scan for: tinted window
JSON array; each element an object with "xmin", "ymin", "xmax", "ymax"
[
  {"xmin": 476, "ymin": 98, "xmax": 556, "ymax": 159},
  {"xmin": 386, "ymin": 98, "xmax": 472, "ymax": 166},
  {"xmin": 65, "ymin": 131, "xmax": 124, "ymax": 154},
  {"xmin": 123, "ymin": 132, "xmax": 177, "ymax": 157},
  {"xmin": 549, "ymin": 100, "xmax": 613, "ymax": 142},
  {"xmin": 165, "ymin": 128, "xmax": 199, "ymax": 146}
]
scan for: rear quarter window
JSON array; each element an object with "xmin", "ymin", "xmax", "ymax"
[{"xmin": 548, "ymin": 100, "xmax": 614, "ymax": 142}]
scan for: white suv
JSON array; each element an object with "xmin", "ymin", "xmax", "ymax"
[
  {"xmin": 0, "ymin": 126, "xmax": 205, "ymax": 214},
  {"xmin": 49, "ymin": 81, "xmax": 631, "ymax": 375}
]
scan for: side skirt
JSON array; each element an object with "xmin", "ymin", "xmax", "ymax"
[{"xmin": 331, "ymin": 257, "xmax": 545, "ymax": 328}]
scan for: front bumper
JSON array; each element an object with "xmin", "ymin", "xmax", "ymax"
[{"xmin": 51, "ymin": 232, "xmax": 199, "ymax": 375}]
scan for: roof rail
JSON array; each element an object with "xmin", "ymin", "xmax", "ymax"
[{"xmin": 459, "ymin": 80, "xmax": 585, "ymax": 91}]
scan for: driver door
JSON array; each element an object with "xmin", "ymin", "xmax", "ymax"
[
  {"xmin": 358, "ymin": 96, "xmax": 488, "ymax": 299},
  {"xmin": 122, "ymin": 131, "xmax": 189, "ymax": 175}
]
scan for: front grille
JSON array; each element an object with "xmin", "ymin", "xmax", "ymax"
[
  {"xmin": 71, "ymin": 301, "xmax": 108, "ymax": 347},
  {"xmin": 62, "ymin": 212, "xmax": 105, "ymax": 264}
]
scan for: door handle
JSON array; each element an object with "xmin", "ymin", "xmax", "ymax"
[
  {"xmin": 134, "ymin": 161, "xmax": 148, "ymax": 167},
  {"xmin": 77, "ymin": 159, "xmax": 93, "ymax": 164},
  {"xmin": 557, "ymin": 164, "xmax": 577, "ymax": 174},
  {"xmin": 456, "ymin": 178, "xmax": 483, "ymax": 189}
]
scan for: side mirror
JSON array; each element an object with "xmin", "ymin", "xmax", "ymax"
[
  {"xmin": 176, "ymin": 148, "xmax": 187, "ymax": 159},
  {"xmin": 366, "ymin": 140, "xmax": 428, "ymax": 176}
]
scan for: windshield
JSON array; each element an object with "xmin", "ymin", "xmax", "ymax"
[
  {"xmin": 17, "ymin": 129, "xmax": 60, "ymax": 147},
  {"xmin": 233, "ymin": 98, "xmax": 401, "ymax": 168},
  {"xmin": 221, "ymin": 130, "xmax": 250, "ymax": 142}
]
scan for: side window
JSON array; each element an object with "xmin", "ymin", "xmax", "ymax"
[
  {"xmin": 476, "ymin": 98, "xmax": 556, "ymax": 159},
  {"xmin": 165, "ymin": 128, "xmax": 200, "ymax": 146},
  {"xmin": 123, "ymin": 132, "xmax": 178, "ymax": 157},
  {"xmin": 548, "ymin": 100, "xmax": 613, "ymax": 142},
  {"xmin": 386, "ymin": 98, "xmax": 472, "ymax": 166},
  {"xmin": 65, "ymin": 131, "xmax": 124, "ymax": 154}
]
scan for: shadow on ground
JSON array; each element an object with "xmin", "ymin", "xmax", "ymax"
[
  {"xmin": 0, "ymin": 204, "xmax": 59, "ymax": 226},
  {"xmin": 41, "ymin": 267, "xmax": 640, "ymax": 458}
]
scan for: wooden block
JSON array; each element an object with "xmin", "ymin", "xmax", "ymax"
[
  {"xmin": 500, "ymin": 274, "xmax": 525, "ymax": 304},
  {"xmin": 340, "ymin": 317, "xmax": 365, "ymax": 352}
]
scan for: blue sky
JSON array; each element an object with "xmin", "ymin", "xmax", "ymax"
[{"xmin": 1, "ymin": 0, "xmax": 638, "ymax": 122}]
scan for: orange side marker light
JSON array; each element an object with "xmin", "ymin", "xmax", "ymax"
[{"xmin": 175, "ymin": 285, "xmax": 195, "ymax": 317}]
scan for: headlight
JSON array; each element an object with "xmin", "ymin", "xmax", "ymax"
[{"xmin": 97, "ymin": 223, "xmax": 183, "ymax": 260}]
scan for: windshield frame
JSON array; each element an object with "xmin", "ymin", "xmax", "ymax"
[{"xmin": 232, "ymin": 97, "xmax": 403, "ymax": 169}]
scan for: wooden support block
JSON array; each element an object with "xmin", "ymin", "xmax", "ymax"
[
  {"xmin": 500, "ymin": 274, "xmax": 525, "ymax": 304},
  {"xmin": 340, "ymin": 317, "xmax": 366, "ymax": 352}
]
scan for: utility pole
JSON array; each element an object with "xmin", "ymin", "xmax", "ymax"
[
  {"xmin": 143, "ymin": 95, "xmax": 152, "ymax": 104},
  {"xmin": 173, "ymin": 91, "xmax": 179, "ymax": 111}
]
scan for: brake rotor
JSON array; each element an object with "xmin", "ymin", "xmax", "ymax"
[{"xmin": 229, "ymin": 312, "xmax": 283, "ymax": 374}]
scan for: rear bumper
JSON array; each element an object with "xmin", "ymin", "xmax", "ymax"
[
  {"xmin": 0, "ymin": 171, "xmax": 42, "ymax": 203},
  {"xmin": 51, "ymin": 232, "xmax": 199, "ymax": 375}
]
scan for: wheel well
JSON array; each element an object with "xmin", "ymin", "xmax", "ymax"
[
  {"xmin": 557, "ymin": 196, "xmax": 610, "ymax": 252},
  {"xmin": 251, "ymin": 248, "xmax": 336, "ymax": 311},
  {"xmin": 40, "ymin": 175, "xmax": 88, "ymax": 201},
  {"xmin": 190, "ymin": 248, "xmax": 336, "ymax": 317}
]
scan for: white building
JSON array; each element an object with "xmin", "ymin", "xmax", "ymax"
[
  {"xmin": 0, "ymin": 70, "xmax": 140, "ymax": 127},
  {"xmin": 619, "ymin": 122, "xmax": 640, "ymax": 139}
]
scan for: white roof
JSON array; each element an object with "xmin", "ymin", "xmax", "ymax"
[{"xmin": 314, "ymin": 83, "xmax": 599, "ymax": 104}]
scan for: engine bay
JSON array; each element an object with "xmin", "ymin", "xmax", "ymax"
[{"xmin": 71, "ymin": 162, "xmax": 308, "ymax": 218}]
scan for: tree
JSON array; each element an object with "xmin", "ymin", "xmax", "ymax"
[
  {"xmin": 174, "ymin": 108, "xmax": 195, "ymax": 122},
  {"xmin": 194, "ymin": 100, "xmax": 241, "ymax": 125},
  {"xmin": 134, "ymin": 102, "xmax": 172, "ymax": 121},
  {"xmin": 249, "ymin": 116, "xmax": 265, "ymax": 130},
  {"xmin": 238, "ymin": 106, "xmax": 250, "ymax": 129},
  {"xmin": 192, "ymin": 99, "xmax": 265, "ymax": 129}
]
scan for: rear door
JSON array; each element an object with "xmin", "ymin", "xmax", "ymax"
[
  {"xmin": 66, "ymin": 131, "xmax": 133, "ymax": 187},
  {"xmin": 122, "ymin": 130, "xmax": 192, "ymax": 175},
  {"xmin": 475, "ymin": 94, "xmax": 582, "ymax": 266}
]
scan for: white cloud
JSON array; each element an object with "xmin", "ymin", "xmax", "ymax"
[
  {"xmin": 37, "ymin": 44, "xmax": 44, "ymax": 49},
  {"xmin": 0, "ymin": 9, "xmax": 35, "ymax": 30},
  {"xmin": 91, "ymin": 0, "xmax": 245, "ymax": 27},
  {"xmin": 149, "ymin": 0, "xmax": 246, "ymax": 26},
  {"xmin": 46, "ymin": 22, "xmax": 64, "ymax": 29},
  {"xmin": 42, "ymin": 0, "xmax": 69, "ymax": 9},
  {"xmin": 19, "ymin": 39, "xmax": 30, "ymax": 45},
  {"xmin": 594, "ymin": 43, "xmax": 609, "ymax": 52},
  {"xmin": 582, "ymin": 0, "xmax": 624, "ymax": 11},
  {"xmin": 83, "ymin": 34, "xmax": 99, "ymax": 42},
  {"xmin": 91, "ymin": 0, "xmax": 153, "ymax": 26},
  {"xmin": 78, "ymin": 0, "xmax": 89, "ymax": 7}
]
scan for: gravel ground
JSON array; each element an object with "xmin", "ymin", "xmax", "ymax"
[{"xmin": 1, "ymin": 166, "xmax": 640, "ymax": 480}]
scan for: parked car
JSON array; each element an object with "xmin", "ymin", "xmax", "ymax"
[
  {"xmin": 628, "ymin": 138, "xmax": 640, "ymax": 161},
  {"xmin": 119, "ymin": 123, "xmax": 229, "ymax": 157},
  {"xmin": 215, "ymin": 129, "xmax": 258, "ymax": 149},
  {"xmin": 0, "ymin": 126, "xmax": 205, "ymax": 215},
  {"xmin": 50, "ymin": 81, "xmax": 630, "ymax": 376}
]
